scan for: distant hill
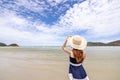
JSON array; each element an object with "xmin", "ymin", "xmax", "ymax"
[
  {"xmin": 8, "ymin": 43, "xmax": 19, "ymax": 47},
  {"xmin": 87, "ymin": 40, "xmax": 120, "ymax": 46},
  {"xmin": 0, "ymin": 40, "xmax": 120, "ymax": 46},
  {"xmin": 0, "ymin": 42, "xmax": 7, "ymax": 46},
  {"xmin": 107, "ymin": 40, "xmax": 120, "ymax": 46},
  {"xmin": 0, "ymin": 42, "xmax": 19, "ymax": 47},
  {"xmin": 87, "ymin": 42, "xmax": 106, "ymax": 46}
]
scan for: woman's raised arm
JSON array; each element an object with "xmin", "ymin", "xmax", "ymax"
[{"xmin": 62, "ymin": 36, "xmax": 72, "ymax": 55}]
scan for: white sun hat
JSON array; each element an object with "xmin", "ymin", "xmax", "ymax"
[{"xmin": 68, "ymin": 35, "xmax": 87, "ymax": 50}]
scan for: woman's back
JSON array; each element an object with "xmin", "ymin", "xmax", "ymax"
[{"xmin": 62, "ymin": 35, "xmax": 89, "ymax": 80}]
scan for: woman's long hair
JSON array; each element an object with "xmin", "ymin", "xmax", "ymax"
[{"xmin": 72, "ymin": 49, "xmax": 83, "ymax": 63}]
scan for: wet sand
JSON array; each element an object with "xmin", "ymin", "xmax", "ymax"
[{"xmin": 0, "ymin": 46, "xmax": 120, "ymax": 80}]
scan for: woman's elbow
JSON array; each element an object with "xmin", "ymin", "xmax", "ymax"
[
  {"xmin": 62, "ymin": 46, "xmax": 64, "ymax": 50},
  {"xmin": 62, "ymin": 46, "xmax": 66, "ymax": 51}
]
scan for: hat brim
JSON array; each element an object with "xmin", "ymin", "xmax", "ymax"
[{"xmin": 68, "ymin": 36, "xmax": 87, "ymax": 50}]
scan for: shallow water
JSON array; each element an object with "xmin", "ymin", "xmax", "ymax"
[{"xmin": 0, "ymin": 46, "xmax": 120, "ymax": 80}]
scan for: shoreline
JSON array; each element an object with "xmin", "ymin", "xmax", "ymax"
[{"xmin": 0, "ymin": 47, "xmax": 120, "ymax": 80}]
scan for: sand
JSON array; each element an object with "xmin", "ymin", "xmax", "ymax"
[{"xmin": 0, "ymin": 46, "xmax": 120, "ymax": 80}]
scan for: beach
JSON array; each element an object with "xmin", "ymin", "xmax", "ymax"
[{"xmin": 0, "ymin": 46, "xmax": 120, "ymax": 80}]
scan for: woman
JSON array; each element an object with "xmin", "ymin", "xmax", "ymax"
[{"xmin": 62, "ymin": 35, "xmax": 89, "ymax": 80}]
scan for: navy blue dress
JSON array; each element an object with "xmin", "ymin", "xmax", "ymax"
[{"xmin": 69, "ymin": 57, "xmax": 89, "ymax": 80}]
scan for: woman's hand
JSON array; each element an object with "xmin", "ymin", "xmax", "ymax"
[
  {"xmin": 66, "ymin": 36, "xmax": 72, "ymax": 42},
  {"xmin": 62, "ymin": 36, "xmax": 72, "ymax": 49},
  {"xmin": 62, "ymin": 35, "xmax": 72, "ymax": 55}
]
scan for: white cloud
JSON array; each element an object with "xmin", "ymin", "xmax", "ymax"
[
  {"xmin": 13, "ymin": 0, "xmax": 48, "ymax": 15},
  {"xmin": 58, "ymin": 0, "xmax": 120, "ymax": 39},
  {"xmin": 47, "ymin": 0, "xmax": 65, "ymax": 6},
  {"xmin": 0, "ymin": 0, "xmax": 120, "ymax": 46},
  {"xmin": 0, "ymin": 10, "xmax": 61, "ymax": 46},
  {"xmin": 0, "ymin": 10, "xmax": 31, "ymax": 33},
  {"xmin": 16, "ymin": 0, "xmax": 66, "ymax": 12}
]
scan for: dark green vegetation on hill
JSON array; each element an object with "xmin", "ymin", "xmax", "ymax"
[
  {"xmin": 87, "ymin": 40, "xmax": 120, "ymax": 46},
  {"xmin": 0, "ymin": 42, "xmax": 19, "ymax": 47},
  {"xmin": 8, "ymin": 43, "xmax": 19, "ymax": 47},
  {"xmin": 0, "ymin": 42, "xmax": 7, "ymax": 46}
]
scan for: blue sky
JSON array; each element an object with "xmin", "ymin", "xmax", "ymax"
[{"xmin": 0, "ymin": 0, "xmax": 120, "ymax": 46}]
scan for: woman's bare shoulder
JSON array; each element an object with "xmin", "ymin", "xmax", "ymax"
[{"xmin": 83, "ymin": 51, "xmax": 87, "ymax": 58}]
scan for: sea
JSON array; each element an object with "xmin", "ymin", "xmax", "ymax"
[{"xmin": 0, "ymin": 46, "xmax": 120, "ymax": 80}]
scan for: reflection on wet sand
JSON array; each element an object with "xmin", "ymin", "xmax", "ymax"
[{"xmin": 0, "ymin": 47, "xmax": 120, "ymax": 80}]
